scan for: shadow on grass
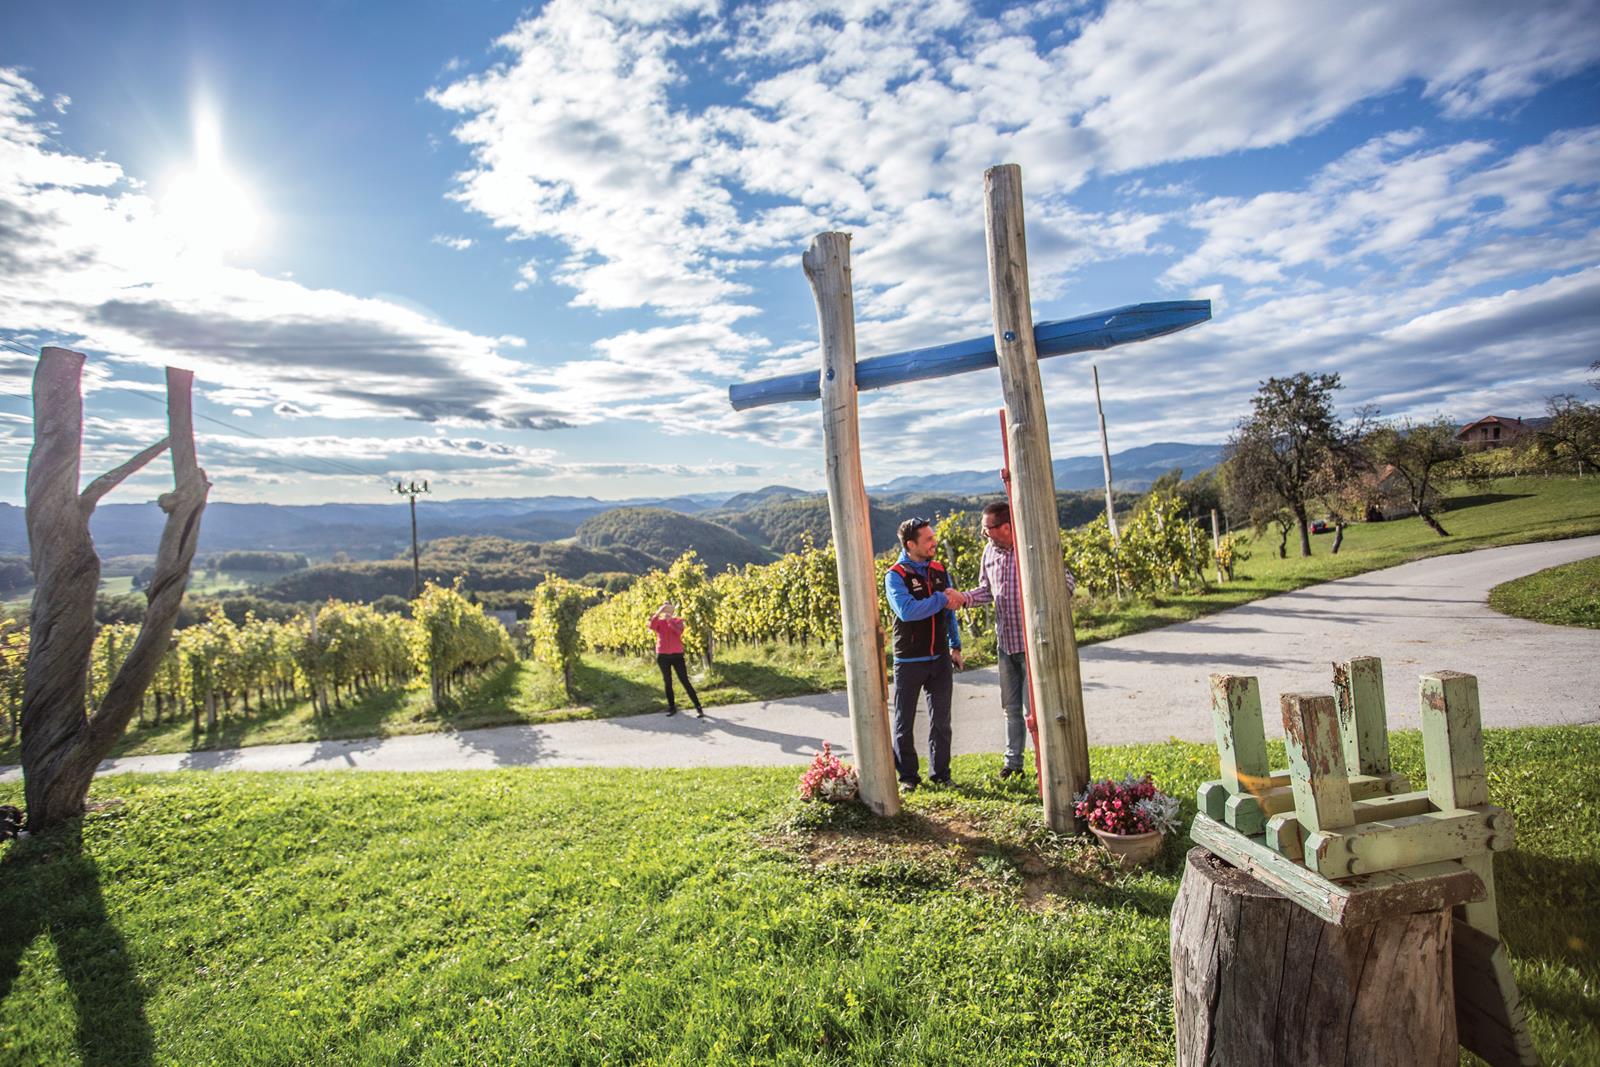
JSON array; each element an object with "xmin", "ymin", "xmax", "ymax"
[
  {"xmin": 571, "ymin": 659, "xmax": 662, "ymax": 714},
  {"xmin": 1442, "ymin": 492, "xmax": 1536, "ymax": 512},
  {"xmin": 0, "ymin": 823, "xmax": 153, "ymax": 1066},
  {"xmin": 707, "ymin": 658, "xmax": 827, "ymax": 702},
  {"xmin": 1498, "ymin": 848, "xmax": 1600, "ymax": 1026}
]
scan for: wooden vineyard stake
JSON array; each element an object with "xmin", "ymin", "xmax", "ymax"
[{"xmin": 1185, "ymin": 659, "xmax": 1537, "ymax": 1066}]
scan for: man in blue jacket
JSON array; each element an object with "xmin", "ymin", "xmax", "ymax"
[{"xmin": 885, "ymin": 517, "xmax": 965, "ymax": 789}]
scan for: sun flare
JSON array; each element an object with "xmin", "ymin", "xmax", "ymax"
[{"xmin": 160, "ymin": 167, "xmax": 261, "ymax": 257}]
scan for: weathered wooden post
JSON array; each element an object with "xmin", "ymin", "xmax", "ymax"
[
  {"xmin": 984, "ymin": 163, "xmax": 1089, "ymax": 831},
  {"xmin": 1179, "ymin": 660, "xmax": 1537, "ymax": 1066},
  {"xmin": 804, "ymin": 232, "xmax": 900, "ymax": 817},
  {"xmin": 1209, "ymin": 508, "xmax": 1222, "ymax": 582}
]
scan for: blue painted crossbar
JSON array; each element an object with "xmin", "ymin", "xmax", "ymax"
[{"xmin": 728, "ymin": 299, "xmax": 1211, "ymax": 411}]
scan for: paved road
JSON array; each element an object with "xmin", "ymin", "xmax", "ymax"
[{"xmin": 4, "ymin": 536, "xmax": 1597, "ymax": 781}]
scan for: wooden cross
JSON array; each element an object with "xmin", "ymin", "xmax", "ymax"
[{"xmin": 728, "ymin": 164, "xmax": 1211, "ymax": 829}]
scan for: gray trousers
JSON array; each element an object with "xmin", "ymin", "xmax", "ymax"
[{"xmin": 997, "ymin": 647, "xmax": 1030, "ymax": 772}]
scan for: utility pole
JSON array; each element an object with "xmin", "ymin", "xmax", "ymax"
[
  {"xmin": 1092, "ymin": 364, "xmax": 1124, "ymax": 599},
  {"xmin": 392, "ymin": 479, "xmax": 430, "ymax": 598}
]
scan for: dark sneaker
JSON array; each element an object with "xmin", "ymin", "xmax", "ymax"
[
  {"xmin": 929, "ymin": 776, "xmax": 953, "ymax": 787},
  {"xmin": 695, "ymin": 708, "xmax": 705, "ymax": 718},
  {"xmin": 999, "ymin": 767, "xmax": 1023, "ymax": 780},
  {"xmin": 900, "ymin": 779, "xmax": 921, "ymax": 793},
  {"xmin": 665, "ymin": 708, "xmax": 677, "ymax": 717}
]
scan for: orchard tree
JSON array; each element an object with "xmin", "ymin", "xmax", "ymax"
[
  {"xmin": 1223, "ymin": 372, "xmax": 1347, "ymax": 558},
  {"xmin": 1539, "ymin": 390, "xmax": 1600, "ymax": 475},
  {"xmin": 1364, "ymin": 417, "xmax": 1469, "ymax": 536}
]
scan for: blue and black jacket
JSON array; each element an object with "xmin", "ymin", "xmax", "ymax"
[{"xmin": 884, "ymin": 552, "xmax": 962, "ymax": 664}]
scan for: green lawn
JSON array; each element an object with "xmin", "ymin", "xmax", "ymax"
[
  {"xmin": 1489, "ymin": 555, "xmax": 1600, "ymax": 629},
  {"xmin": 1, "ymin": 726, "xmax": 1595, "ymax": 1065}
]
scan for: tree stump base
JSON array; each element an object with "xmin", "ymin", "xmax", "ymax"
[{"xmin": 1171, "ymin": 847, "xmax": 1456, "ymax": 1066}]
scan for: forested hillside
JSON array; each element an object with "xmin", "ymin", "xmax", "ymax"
[{"xmin": 576, "ymin": 507, "xmax": 775, "ymax": 573}]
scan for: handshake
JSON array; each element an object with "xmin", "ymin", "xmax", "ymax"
[{"xmin": 943, "ymin": 588, "xmax": 969, "ymax": 610}]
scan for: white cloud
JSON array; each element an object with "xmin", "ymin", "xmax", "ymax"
[
  {"xmin": 432, "ymin": 234, "xmax": 474, "ymax": 250},
  {"xmin": 0, "ymin": 68, "xmax": 574, "ymax": 431},
  {"xmin": 430, "ymin": 0, "xmax": 1600, "ymax": 463}
]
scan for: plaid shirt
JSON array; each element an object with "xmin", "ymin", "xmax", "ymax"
[{"xmin": 963, "ymin": 541, "xmax": 1076, "ymax": 656}]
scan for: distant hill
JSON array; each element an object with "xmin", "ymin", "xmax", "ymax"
[
  {"xmin": 719, "ymin": 485, "xmax": 817, "ymax": 512},
  {"xmin": 0, "ymin": 492, "xmax": 740, "ymax": 560},
  {"xmin": 577, "ymin": 507, "xmax": 775, "ymax": 573},
  {"xmin": 869, "ymin": 441, "xmax": 1225, "ymax": 495}
]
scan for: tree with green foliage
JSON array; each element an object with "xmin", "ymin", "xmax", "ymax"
[
  {"xmin": 1223, "ymin": 372, "xmax": 1348, "ymax": 558},
  {"xmin": 529, "ymin": 578, "xmax": 595, "ymax": 700},
  {"xmin": 1539, "ymin": 391, "xmax": 1600, "ymax": 475},
  {"xmin": 1363, "ymin": 417, "xmax": 1470, "ymax": 536}
]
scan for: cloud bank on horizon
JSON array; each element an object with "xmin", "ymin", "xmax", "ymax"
[{"xmin": 2, "ymin": 0, "xmax": 1599, "ymax": 503}]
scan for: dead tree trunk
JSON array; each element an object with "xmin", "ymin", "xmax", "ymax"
[
  {"xmin": 1171, "ymin": 848, "xmax": 1456, "ymax": 1066},
  {"xmin": 21, "ymin": 348, "xmax": 208, "ymax": 833}
]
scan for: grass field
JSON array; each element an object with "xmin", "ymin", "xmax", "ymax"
[
  {"xmin": 1490, "ymin": 555, "xmax": 1600, "ymax": 629},
  {"xmin": 1, "ymin": 726, "xmax": 1595, "ymax": 1065}
]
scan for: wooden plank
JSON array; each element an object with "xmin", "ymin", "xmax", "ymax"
[
  {"xmin": 1216, "ymin": 772, "xmax": 1409, "ymax": 838},
  {"xmin": 1209, "ymin": 674, "xmax": 1269, "ymax": 796},
  {"xmin": 807, "ymin": 233, "xmax": 900, "ymax": 818},
  {"xmin": 1421, "ymin": 670, "xmax": 1501, "ymax": 938},
  {"xmin": 1454, "ymin": 918, "xmax": 1540, "ymax": 1066},
  {"xmin": 1304, "ymin": 804, "xmax": 1513, "ymax": 877},
  {"xmin": 727, "ymin": 300, "xmax": 1212, "ymax": 410},
  {"xmin": 1268, "ymin": 790, "xmax": 1437, "ymax": 862},
  {"xmin": 1189, "ymin": 814, "xmax": 1486, "ymax": 927},
  {"xmin": 1281, "ymin": 692, "xmax": 1354, "ymax": 833},
  {"xmin": 984, "ymin": 163, "xmax": 1089, "ymax": 831},
  {"xmin": 1334, "ymin": 656, "xmax": 1391, "ymax": 775}
]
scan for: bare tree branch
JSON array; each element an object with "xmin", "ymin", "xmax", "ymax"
[{"xmin": 78, "ymin": 437, "xmax": 171, "ymax": 511}]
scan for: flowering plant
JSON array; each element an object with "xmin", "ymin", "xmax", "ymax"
[
  {"xmin": 797, "ymin": 742, "xmax": 859, "ymax": 803},
  {"xmin": 1073, "ymin": 773, "xmax": 1181, "ymax": 836}
]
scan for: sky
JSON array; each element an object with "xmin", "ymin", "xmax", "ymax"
[{"xmin": 1, "ymin": 0, "xmax": 1598, "ymax": 506}]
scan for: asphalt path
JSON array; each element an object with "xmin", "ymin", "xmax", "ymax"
[{"xmin": 4, "ymin": 536, "xmax": 1597, "ymax": 782}]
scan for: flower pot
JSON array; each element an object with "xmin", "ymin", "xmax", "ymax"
[{"xmin": 1090, "ymin": 826, "xmax": 1163, "ymax": 869}]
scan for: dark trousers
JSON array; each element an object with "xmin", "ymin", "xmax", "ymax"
[
  {"xmin": 891, "ymin": 656, "xmax": 953, "ymax": 784},
  {"xmin": 657, "ymin": 653, "xmax": 700, "ymax": 712}
]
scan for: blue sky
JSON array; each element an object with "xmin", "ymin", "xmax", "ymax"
[{"xmin": 2, "ymin": 0, "xmax": 1598, "ymax": 505}]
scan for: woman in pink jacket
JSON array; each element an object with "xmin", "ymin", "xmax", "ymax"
[{"xmin": 648, "ymin": 602, "xmax": 704, "ymax": 717}]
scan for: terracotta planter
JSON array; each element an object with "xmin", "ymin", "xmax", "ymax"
[{"xmin": 1090, "ymin": 826, "xmax": 1163, "ymax": 868}]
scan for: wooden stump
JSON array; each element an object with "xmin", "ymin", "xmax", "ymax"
[{"xmin": 1170, "ymin": 847, "xmax": 1456, "ymax": 1066}]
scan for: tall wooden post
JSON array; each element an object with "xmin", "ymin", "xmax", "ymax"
[
  {"xmin": 1092, "ymin": 365, "xmax": 1120, "ymax": 543},
  {"xmin": 1210, "ymin": 508, "xmax": 1222, "ymax": 582},
  {"xmin": 983, "ymin": 164, "xmax": 1090, "ymax": 831},
  {"xmin": 1093, "ymin": 364, "xmax": 1124, "ymax": 599},
  {"xmin": 804, "ymin": 232, "xmax": 900, "ymax": 817}
]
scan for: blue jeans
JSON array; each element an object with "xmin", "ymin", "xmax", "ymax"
[
  {"xmin": 891, "ymin": 656, "xmax": 953, "ymax": 784},
  {"xmin": 997, "ymin": 647, "xmax": 1030, "ymax": 772}
]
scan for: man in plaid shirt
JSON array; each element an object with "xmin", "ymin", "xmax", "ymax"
[{"xmin": 960, "ymin": 500, "xmax": 1076, "ymax": 779}]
